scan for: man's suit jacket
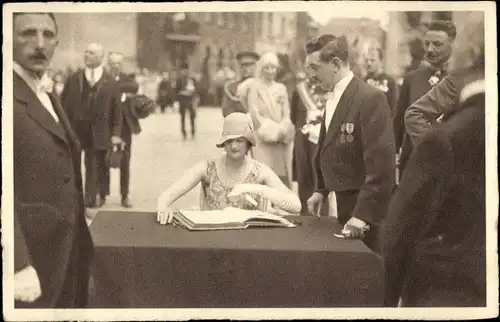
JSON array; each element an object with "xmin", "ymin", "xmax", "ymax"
[
  {"xmin": 383, "ymin": 84, "xmax": 486, "ymax": 307},
  {"xmin": 13, "ymin": 73, "xmax": 94, "ymax": 308},
  {"xmin": 394, "ymin": 65, "xmax": 444, "ymax": 173},
  {"xmin": 61, "ymin": 69, "xmax": 122, "ymax": 150},
  {"xmin": 404, "ymin": 68, "xmax": 484, "ymax": 145},
  {"xmin": 314, "ymin": 76, "xmax": 396, "ymax": 227},
  {"xmin": 115, "ymin": 72, "xmax": 141, "ymax": 135}
]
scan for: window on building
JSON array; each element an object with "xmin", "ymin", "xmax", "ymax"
[
  {"xmin": 256, "ymin": 12, "xmax": 262, "ymax": 37},
  {"xmin": 432, "ymin": 11, "xmax": 453, "ymax": 21},
  {"xmin": 281, "ymin": 16, "xmax": 287, "ymax": 38},
  {"xmin": 222, "ymin": 12, "xmax": 229, "ymax": 26},
  {"xmin": 240, "ymin": 13, "xmax": 249, "ymax": 32},
  {"xmin": 216, "ymin": 12, "xmax": 224, "ymax": 26},
  {"xmin": 204, "ymin": 12, "xmax": 212, "ymax": 23},
  {"xmin": 267, "ymin": 13, "xmax": 273, "ymax": 38}
]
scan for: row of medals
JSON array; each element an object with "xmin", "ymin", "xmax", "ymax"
[{"xmin": 306, "ymin": 80, "xmax": 354, "ymax": 143}]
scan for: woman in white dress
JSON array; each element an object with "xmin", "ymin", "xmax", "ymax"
[{"xmin": 246, "ymin": 52, "xmax": 295, "ymax": 187}]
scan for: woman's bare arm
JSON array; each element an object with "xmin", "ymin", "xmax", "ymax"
[{"xmin": 157, "ymin": 161, "xmax": 207, "ymax": 220}]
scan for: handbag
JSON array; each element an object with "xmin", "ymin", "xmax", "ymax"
[{"xmin": 106, "ymin": 144, "xmax": 126, "ymax": 169}]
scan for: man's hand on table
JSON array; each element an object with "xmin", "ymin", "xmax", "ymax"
[
  {"xmin": 14, "ymin": 265, "xmax": 42, "ymax": 303},
  {"xmin": 307, "ymin": 192, "xmax": 324, "ymax": 217},
  {"xmin": 342, "ymin": 217, "xmax": 370, "ymax": 239}
]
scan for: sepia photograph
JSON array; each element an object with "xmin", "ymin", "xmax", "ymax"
[{"xmin": 2, "ymin": 1, "xmax": 498, "ymax": 321}]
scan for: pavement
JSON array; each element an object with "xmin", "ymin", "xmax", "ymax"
[{"xmin": 85, "ymin": 106, "xmax": 224, "ymax": 224}]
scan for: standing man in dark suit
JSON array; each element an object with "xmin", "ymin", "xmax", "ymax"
[
  {"xmin": 221, "ymin": 51, "xmax": 260, "ymax": 117},
  {"xmin": 394, "ymin": 20, "xmax": 456, "ymax": 178},
  {"xmin": 107, "ymin": 51, "xmax": 141, "ymax": 208},
  {"xmin": 174, "ymin": 61, "xmax": 199, "ymax": 140},
  {"xmin": 61, "ymin": 43, "xmax": 123, "ymax": 208},
  {"xmin": 12, "ymin": 12, "xmax": 93, "ymax": 308},
  {"xmin": 383, "ymin": 14, "xmax": 486, "ymax": 305},
  {"xmin": 305, "ymin": 34, "xmax": 396, "ymax": 253},
  {"xmin": 363, "ymin": 45, "xmax": 398, "ymax": 117}
]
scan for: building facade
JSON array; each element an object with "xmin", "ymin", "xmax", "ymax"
[
  {"xmin": 253, "ymin": 12, "xmax": 298, "ymax": 55},
  {"xmin": 51, "ymin": 13, "xmax": 138, "ymax": 74}
]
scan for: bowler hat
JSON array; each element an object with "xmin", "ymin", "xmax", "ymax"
[{"xmin": 216, "ymin": 113, "xmax": 256, "ymax": 148}]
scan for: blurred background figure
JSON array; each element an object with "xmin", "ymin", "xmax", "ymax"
[
  {"xmin": 222, "ymin": 51, "xmax": 260, "ymax": 117},
  {"xmin": 52, "ymin": 71, "xmax": 66, "ymax": 97},
  {"xmin": 156, "ymin": 71, "xmax": 176, "ymax": 113},
  {"xmin": 363, "ymin": 42, "xmax": 398, "ymax": 117},
  {"xmin": 213, "ymin": 59, "xmax": 236, "ymax": 107},
  {"xmin": 248, "ymin": 52, "xmax": 294, "ymax": 188},
  {"xmin": 107, "ymin": 51, "xmax": 141, "ymax": 208},
  {"xmin": 406, "ymin": 37, "xmax": 426, "ymax": 74},
  {"xmin": 276, "ymin": 53, "xmax": 296, "ymax": 101},
  {"xmin": 290, "ymin": 70, "xmax": 330, "ymax": 216},
  {"xmin": 383, "ymin": 12, "xmax": 486, "ymax": 307},
  {"xmin": 175, "ymin": 61, "xmax": 200, "ymax": 140}
]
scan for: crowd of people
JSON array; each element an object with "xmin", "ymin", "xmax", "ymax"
[{"xmin": 12, "ymin": 10, "xmax": 489, "ymax": 311}]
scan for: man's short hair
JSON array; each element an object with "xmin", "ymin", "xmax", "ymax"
[
  {"xmin": 319, "ymin": 36, "xmax": 350, "ymax": 63},
  {"xmin": 13, "ymin": 12, "xmax": 58, "ymax": 33},
  {"xmin": 305, "ymin": 34, "xmax": 336, "ymax": 55},
  {"xmin": 428, "ymin": 20, "xmax": 457, "ymax": 40}
]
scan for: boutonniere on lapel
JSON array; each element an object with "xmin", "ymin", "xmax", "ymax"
[{"xmin": 428, "ymin": 70, "xmax": 442, "ymax": 87}]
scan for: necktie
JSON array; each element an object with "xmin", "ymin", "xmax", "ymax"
[{"xmin": 89, "ymin": 69, "xmax": 96, "ymax": 87}]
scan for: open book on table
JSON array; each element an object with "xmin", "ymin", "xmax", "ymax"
[{"xmin": 172, "ymin": 207, "xmax": 297, "ymax": 231}]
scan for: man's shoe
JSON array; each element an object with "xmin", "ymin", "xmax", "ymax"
[
  {"xmin": 96, "ymin": 195, "xmax": 106, "ymax": 208},
  {"xmin": 121, "ymin": 196, "xmax": 133, "ymax": 208}
]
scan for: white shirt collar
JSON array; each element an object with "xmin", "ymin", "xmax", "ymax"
[
  {"xmin": 333, "ymin": 71, "xmax": 354, "ymax": 94},
  {"xmin": 13, "ymin": 62, "xmax": 43, "ymax": 93},
  {"xmin": 85, "ymin": 65, "xmax": 104, "ymax": 82}
]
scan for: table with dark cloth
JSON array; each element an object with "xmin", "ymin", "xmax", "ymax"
[{"xmin": 88, "ymin": 211, "xmax": 383, "ymax": 308}]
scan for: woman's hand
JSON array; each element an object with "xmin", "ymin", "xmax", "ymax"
[
  {"xmin": 157, "ymin": 193, "xmax": 174, "ymax": 225},
  {"xmin": 228, "ymin": 184, "xmax": 260, "ymax": 198},
  {"xmin": 157, "ymin": 209, "xmax": 174, "ymax": 225}
]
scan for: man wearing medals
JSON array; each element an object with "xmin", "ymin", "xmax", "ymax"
[
  {"xmin": 290, "ymin": 71, "xmax": 330, "ymax": 216},
  {"xmin": 305, "ymin": 35, "xmax": 396, "ymax": 254},
  {"xmin": 394, "ymin": 20, "xmax": 456, "ymax": 179},
  {"xmin": 221, "ymin": 51, "xmax": 260, "ymax": 117},
  {"xmin": 363, "ymin": 45, "xmax": 398, "ymax": 117}
]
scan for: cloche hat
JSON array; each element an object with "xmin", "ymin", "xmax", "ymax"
[{"xmin": 216, "ymin": 113, "xmax": 256, "ymax": 148}]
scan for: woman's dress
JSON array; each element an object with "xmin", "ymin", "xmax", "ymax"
[{"xmin": 200, "ymin": 159, "xmax": 269, "ymax": 211}]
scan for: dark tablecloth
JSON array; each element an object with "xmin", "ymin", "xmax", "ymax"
[{"xmin": 89, "ymin": 211, "xmax": 383, "ymax": 308}]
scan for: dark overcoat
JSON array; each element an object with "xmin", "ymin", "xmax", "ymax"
[
  {"xmin": 383, "ymin": 83, "xmax": 486, "ymax": 307},
  {"xmin": 13, "ymin": 73, "xmax": 94, "ymax": 308}
]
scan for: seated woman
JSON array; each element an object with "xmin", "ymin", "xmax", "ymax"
[{"xmin": 157, "ymin": 112, "xmax": 301, "ymax": 225}]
